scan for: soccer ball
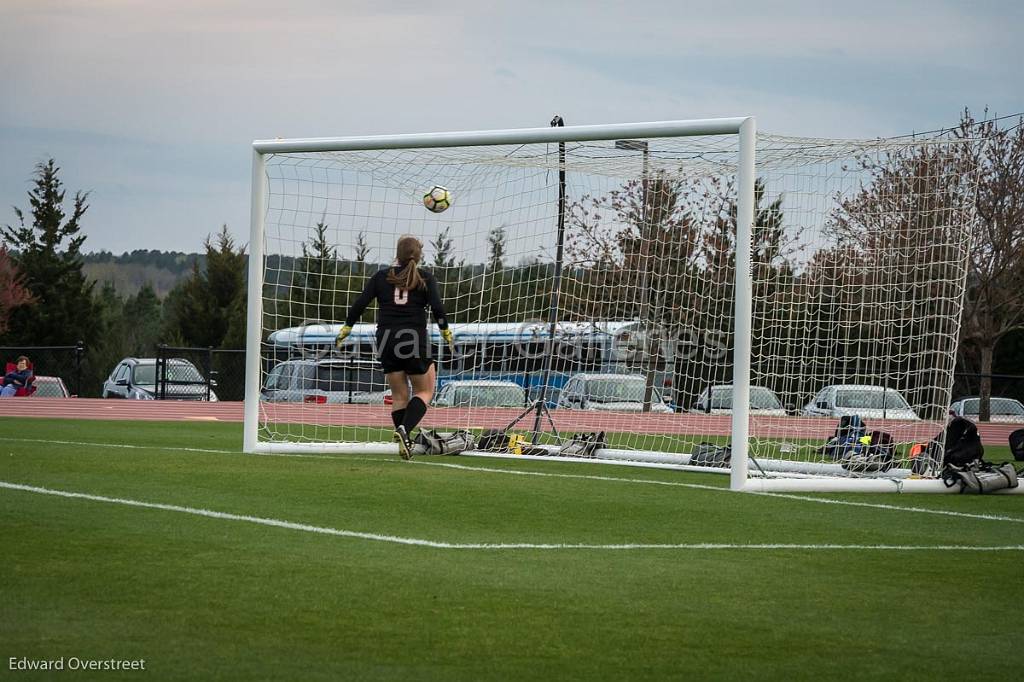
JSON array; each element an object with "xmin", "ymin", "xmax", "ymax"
[{"xmin": 423, "ymin": 185, "xmax": 451, "ymax": 213}]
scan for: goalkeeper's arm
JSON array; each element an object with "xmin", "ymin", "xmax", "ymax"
[
  {"xmin": 343, "ymin": 275, "xmax": 376, "ymax": 327},
  {"xmin": 337, "ymin": 274, "xmax": 376, "ymax": 347},
  {"xmin": 426, "ymin": 274, "xmax": 453, "ymax": 347}
]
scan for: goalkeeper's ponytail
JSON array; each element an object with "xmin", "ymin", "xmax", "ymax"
[{"xmin": 387, "ymin": 234, "xmax": 425, "ymax": 291}]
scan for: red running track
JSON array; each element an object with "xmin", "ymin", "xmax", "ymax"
[{"xmin": 1, "ymin": 398, "xmax": 1020, "ymax": 445}]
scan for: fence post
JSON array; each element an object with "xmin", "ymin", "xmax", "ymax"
[
  {"xmin": 157, "ymin": 344, "xmax": 167, "ymax": 400},
  {"xmin": 206, "ymin": 346, "xmax": 214, "ymax": 402},
  {"xmin": 75, "ymin": 340, "xmax": 85, "ymax": 398},
  {"xmin": 347, "ymin": 355, "xmax": 354, "ymax": 404}
]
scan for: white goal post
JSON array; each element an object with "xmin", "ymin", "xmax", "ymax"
[{"xmin": 244, "ymin": 117, "xmax": 1017, "ymax": 494}]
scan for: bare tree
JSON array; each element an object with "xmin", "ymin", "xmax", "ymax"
[
  {"xmin": 819, "ymin": 112, "xmax": 1024, "ymax": 420},
  {"xmin": 820, "ymin": 133, "xmax": 980, "ymax": 416},
  {"xmin": 957, "ymin": 111, "xmax": 1024, "ymax": 419},
  {"xmin": 564, "ymin": 171, "xmax": 794, "ymax": 409}
]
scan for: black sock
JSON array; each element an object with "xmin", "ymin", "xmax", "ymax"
[
  {"xmin": 401, "ymin": 397, "xmax": 427, "ymax": 433},
  {"xmin": 391, "ymin": 408, "xmax": 406, "ymax": 429}
]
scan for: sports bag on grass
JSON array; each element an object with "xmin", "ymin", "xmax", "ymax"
[
  {"xmin": 477, "ymin": 428, "xmax": 509, "ymax": 452},
  {"xmin": 840, "ymin": 430, "xmax": 895, "ymax": 474},
  {"xmin": 558, "ymin": 432, "xmax": 606, "ymax": 458},
  {"xmin": 819, "ymin": 416, "xmax": 894, "ymax": 473},
  {"xmin": 689, "ymin": 442, "xmax": 731, "ymax": 468},
  {"xmin": 942, "ymin": 461, "xmax": 1019, "ymax": 494},
  {"xmin": 820, "ymin": 415, "xmax": 867, "ymax": 461},
  {"xmin": 412, "ymin": 429, "xmax": 475, "ymax": 455},
  {"xmin": 1009, "ymin": 428, "xmax": 1024, "ymax": 462},
  {"xmin": 943, "ymin": 417, "xmax": 984, "ymax": 467}
]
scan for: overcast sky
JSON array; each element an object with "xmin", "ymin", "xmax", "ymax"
[{"xmin": 1, "ymin": 0, "xmax": 1021, "ymax": 254}]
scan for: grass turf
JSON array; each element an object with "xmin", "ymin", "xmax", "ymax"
[{"xmin": 0, "ymin": 417, "xmax": 1022, "ymax": 681}]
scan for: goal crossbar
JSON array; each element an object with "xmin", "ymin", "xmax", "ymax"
[{"xmin": 251, "ymin": 118, "xmax": 750, "ymax": 154}]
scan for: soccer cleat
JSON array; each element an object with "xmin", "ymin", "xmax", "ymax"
[{"xmin": 394, "ymin": 426, "xmax": 414, "ymax": 460}]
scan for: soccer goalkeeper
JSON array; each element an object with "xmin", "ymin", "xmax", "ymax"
[{"xmin": 337, "ymin": 235, "xmax": 453, "ymax": 460}]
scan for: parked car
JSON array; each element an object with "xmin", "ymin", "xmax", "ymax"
[
  {"xmin": 690, "ymin": 385, "xmax": 787, "ymax": 416},
  {"xmin": 801, "ymin": 384, "xmax": 919, "ymax": 420},
  {"xmin": 949, "ymin": 396, "xmax": 1024, "ymax": 424},
  {"xmin": 261, "ymin": 357, "xmax": 385, "ymax": 404},
  {"xmin": 556, "ymin": 373, "xmax": 672, "ymax": 413},
  {"xmin": 102, "ymin": 358, "xmax": 218, "ymax": 401},
  {"xmin": 433, "ymin": 380, "xmax": 526, "ymax": 408},
  {"xmin": 30, "ymin": 375, "xmax": 71, "ymax": 398}
]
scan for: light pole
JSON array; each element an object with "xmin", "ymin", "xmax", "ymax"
[{"xmin": 615, "ymin": 139, "xmax": 658, "ymax": 412}]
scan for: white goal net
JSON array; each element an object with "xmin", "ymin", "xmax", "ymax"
[{"xmin": 244, "ymin": 119, "xmax": 982, "ymax": 492}]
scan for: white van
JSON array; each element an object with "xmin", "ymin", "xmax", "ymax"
[
  {"xmin": 261, "ymin": 358, "xmax": 385, "ymax": 404},
  {"xmin": 801, "ymin": 384, "xmax": 919, "ymax": 420}
]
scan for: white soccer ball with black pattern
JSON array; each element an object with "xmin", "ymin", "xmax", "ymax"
[{"xmin": 422, "ymin": 185, "xmax": 451, "ymax": 213}]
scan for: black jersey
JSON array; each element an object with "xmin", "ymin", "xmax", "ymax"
[{"xmin": 344, "ymin": 268, "xmax": 449, "ymax": 330}]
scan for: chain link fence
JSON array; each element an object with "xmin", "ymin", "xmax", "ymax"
[
  {"xmin": 154, "ymin": 345, "xmax": 246, "ymax": 402},
  {"xmin": 952, "ymin": 373, "xmax": 1024, "ymax": 403},
  {"xmin": 1, "ymin": 344, "xmax": 247, "ymax": 400}
]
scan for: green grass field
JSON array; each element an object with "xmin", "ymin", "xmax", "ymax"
[{"xmin": 1, "ymin": 417, "xmax": 1022, "ymax": 681}]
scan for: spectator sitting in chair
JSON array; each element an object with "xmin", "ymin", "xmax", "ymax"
[{"xmin": 1, "ymin": 355, "xmax": 33, "ymax": 397}]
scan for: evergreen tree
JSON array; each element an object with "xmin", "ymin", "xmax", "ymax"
[
  {"xmin": 85, "ymin": 282, "xmax": 130, "ymax": 394},
  {"xmin": 163, "ymin": 226, "xmax": 247, "ymax": 349},
  {"xmin": 429, "ymin": 226, "xmax": 475, "ymax": 322},
  {"xmin": 221, "ymin": 295, "xmax": 249, "ymax": 350},
  {"xmin": 1, "ymin": 159, "xmax": 101, "ymax": 345},
  {"xmin": 487, "ymin": 224, "xmax": 507, "ymax": 271},
  {"xmin": 354, "ymin": 230, "xmax": 371, "ymax": 264},
  {"xmin": 430, "ymin": 226, "xmax": 457, "ymax": 269},
  {"xmin": 123, "ymin": 283, "xmax": 163, "ymax": 352},
  {"xmin": 289, "ymin": 221, "xmax": 342, "ymax": 326}
]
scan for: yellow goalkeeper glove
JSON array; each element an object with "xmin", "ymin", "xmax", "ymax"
[
  {"xmin": 441, "ymin": 328, "xmax": 454, "ymax": 349},
  {"xmin": 335, "ymin": 325, "xmax": 353, "ymax": 348}
]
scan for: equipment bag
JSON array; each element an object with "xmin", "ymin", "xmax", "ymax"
[
  {"xmin": 821, "ymin": 415, "xmax": 867, "ymax": 461},
  {"xmin": 911, "ymin": 439, "xmax": 944, "ymax": 476},
  {"xmin": 942, "ymin": 461, "xmax": 1019, "ymax": 494},
  {"xmin": 558, "ymin": 432, "xmax": 606, "ymax": 458},
  {"xmin": 477, "ymin": 428, "xmax": 509, "ymax": 452},
  {"xmin": 413, "ymin": 429, "xmax": 475, "ymax": 455},
  {"xmin": 689, "ymin": 442, "xmax": 731, "ymax": 468},
  {"xmin": 840, "ymin": 430, "xmax": 895, "ymax": 474},
  {"xmin": 1009, "ymin": 428, "xmax": 1024, "ymax": 462},
  {"xmin": 912, "ymin": 418, "xmax": 982, "ymax": 476},
  {"xmin": 943, "ymin": 417, "xmax": 984, "ymax": 467}
]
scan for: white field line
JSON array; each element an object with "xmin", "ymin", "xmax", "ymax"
[
  {"xmin": 6, "ymin": 437, "xmax": 1024, "ymax": 525},
  {"xmin": 410, "ymin": 460, "xmax": 1024, "ymax": 524},
  {"xmin": 2, "ymin": 480, "xmax": 1022, "ymax": 552},
  {"xmin": 3, "ymin": 437, "xmax": 232, "ymax": 455}
]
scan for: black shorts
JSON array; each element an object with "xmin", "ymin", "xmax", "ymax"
[{"xmin": 376, "ymin": 327, "xmax": 435, "ymax": 375}]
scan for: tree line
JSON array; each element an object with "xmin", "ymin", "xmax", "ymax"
[
  {"xmin": 1, "ymin": 110, "xmax": 1022, "ymax": 413},
  {"xmin": 0, "ymin": 160, "xmax": 247, "ymax": 396}
]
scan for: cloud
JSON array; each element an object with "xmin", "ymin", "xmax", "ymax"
[{"xmin": 1, "ymin": 0, "xmax": 1021, "ymax": 252}]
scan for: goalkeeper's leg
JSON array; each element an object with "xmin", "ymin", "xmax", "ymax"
[
  {"xmin": 401, "ymin": 363, "xmax": 436, "ymax": 435},
  {"xmin": 386, "ymin": 372, "xmax": 413, "ymax": 459},
  {"xmin": 385, "ymin": 371, "xmax": 410, "ymax": 428}
]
